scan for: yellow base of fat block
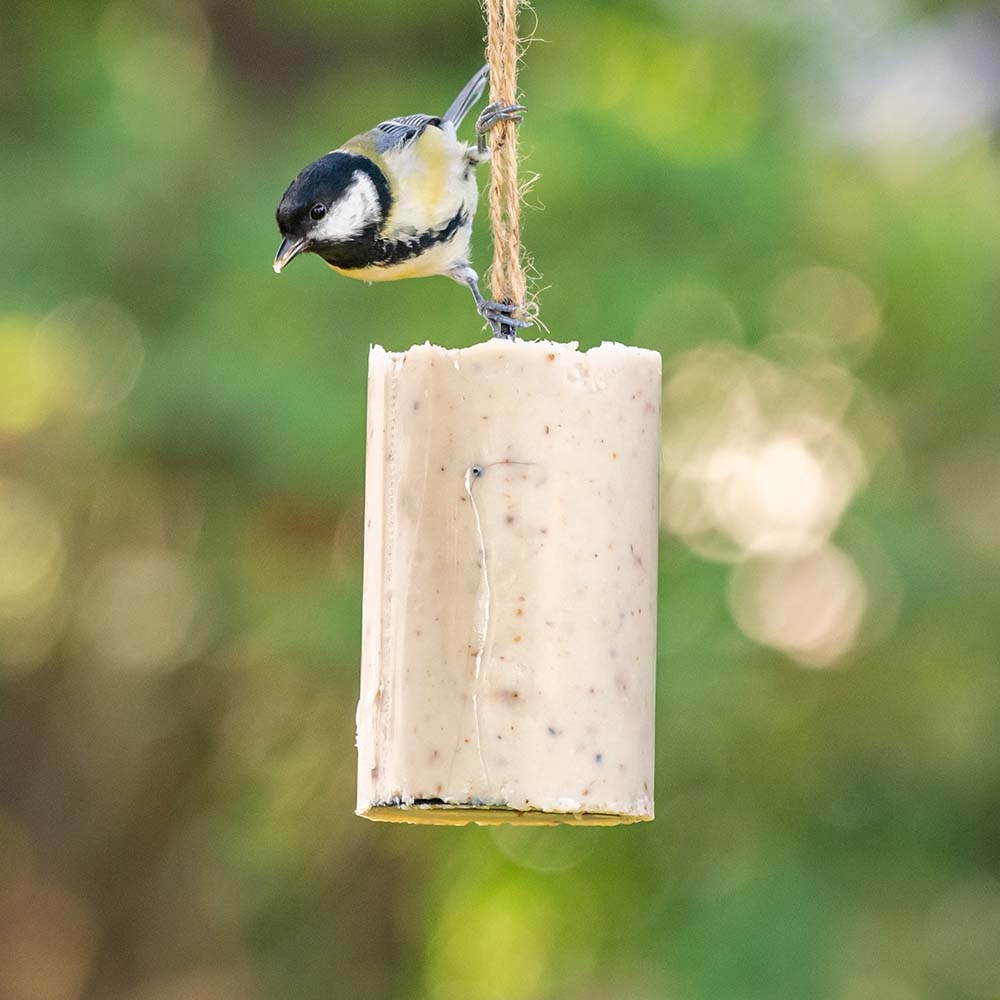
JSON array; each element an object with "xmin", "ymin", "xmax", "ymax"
[
  {"xmin": 356, "ymin": 339, "xmax": 661, "ymax": 827},
  {"xmin": 360, "ymin": 803, "xmax": 652, "ymax": 827}
]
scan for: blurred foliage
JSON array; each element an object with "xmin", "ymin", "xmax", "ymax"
[{"xmin": 3, "ymin": 0, "xmax": 1000, "ymax": 998}]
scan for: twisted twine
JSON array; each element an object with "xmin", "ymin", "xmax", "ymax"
[{"xmin": 485, "ymin": 0, "xmax": 527, "ymax": 314}]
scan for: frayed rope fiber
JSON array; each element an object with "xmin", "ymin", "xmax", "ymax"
[{"xmin": 485, "ymin": 0, "xmax": 528, "ymax": 316}]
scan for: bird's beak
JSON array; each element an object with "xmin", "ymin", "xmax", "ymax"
[{"xmin": 273, "ymin": 236, "xmax": 310, "ymax": 273}]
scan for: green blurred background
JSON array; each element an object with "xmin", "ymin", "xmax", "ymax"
[{"xmin": 3, "ymin": 0, "xmax": 1000, "ymax": 997}]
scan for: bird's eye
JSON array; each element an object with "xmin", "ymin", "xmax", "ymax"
[{"xmin": 310, "ymin": 203, "xmax": 327, "ymax": 221}]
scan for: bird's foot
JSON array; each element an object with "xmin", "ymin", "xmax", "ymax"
[
  {"xmin": 479, "ymin": 299, "xmax": 533, "ymax": 341},
  {"xmin": 476, "ymin": 102, "xmax": 526, "ymax": 156}
]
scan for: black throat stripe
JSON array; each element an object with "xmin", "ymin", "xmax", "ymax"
[
  {"xmin": 315, "ymin": 206, "xmax": 469, "ymax": 272},
  {"xmin": 376, "ymin": 207, "xmax": 469, "ymax": 267}
]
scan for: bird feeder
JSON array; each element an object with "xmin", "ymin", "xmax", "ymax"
[{"xmin": 354, "ymin": 2, "xmax": 661, "ymax": 825}]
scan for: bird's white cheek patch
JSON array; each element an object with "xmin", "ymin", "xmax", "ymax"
[{"xmin": 312, "ymin": 172, "xmax": 380, "ymax": 242}]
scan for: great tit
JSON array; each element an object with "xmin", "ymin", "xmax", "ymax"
[{"xmin": 273, "ymin": 65, "xmax": 528, "ymax": 339}]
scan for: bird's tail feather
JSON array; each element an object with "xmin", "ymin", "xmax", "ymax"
[{"xmin": 442, "ymin": 64, "xmax": 489, "ymax": 127}]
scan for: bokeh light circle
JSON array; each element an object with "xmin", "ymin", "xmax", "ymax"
[
  {"xmin": 98, "ymin": 0, "xmax": 215, "ymax": 146},
  {"xmin": 770, "ymin": 266, "xmax": 881, "ymax": 364},
  {"xmin": 634, "ymin": 281, "xmax": 743, "ymax": 359},
  {"xmin": 0, "ymin": 478, "xmax": 64, "ymax": 616},
  {"xmin": 76, "ymin": 547, "xmax": 205, "ymax": 672},
  {"xmin": 0, "ymin": 319, "xmax": 55, "ymax": 434},
  {"xmin": 490, "ymin": 825, "xmax": 595, "ymax": 873},
  {"xmin": 661, "ymin": 344, "xmax": 868, "ymax": 562},
  {"xmin": 727, "ymin": 544, "xmax": 868, "ymax": 667},
  {"xmin": 33, "ymin": 299, "xmax": 144, "ymax": 415}
]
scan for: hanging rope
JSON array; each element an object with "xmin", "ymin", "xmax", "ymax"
[{"xmin": 485, "ymin": 0, "xmax": 527, "ymax": 316}]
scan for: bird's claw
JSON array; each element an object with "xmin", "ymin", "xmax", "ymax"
[
  {"xmin": 476, "ymin": 102, "xmax": 526, "ymax": 156},
  {"xmin": 479, "ymin": 299, "xmax": 533, "ymax": 340},
  {"xmin": 476, "ymin": 102, "xmax": 527, "ymax": 135}
]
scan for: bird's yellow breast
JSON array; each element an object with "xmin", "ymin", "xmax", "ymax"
[
  {"xmin": 394, "ymin": 129, "xmax": 476, "ymax": 232},
  {"xmin": 335, "ymin": 123, "xmax": 478, "ymax": 282}
]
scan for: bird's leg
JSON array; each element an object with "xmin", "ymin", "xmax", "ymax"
[
  {"xmin": 454, "ymin": 267, "xmax": 532, "ymax": 341},
  {"xmin": 473, "ymin": 101, "xmax": 526, "ymax": 159}
]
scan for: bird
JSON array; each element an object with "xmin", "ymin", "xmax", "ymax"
[{"xmin": 273, "ymin": 65, "xmax": 529, "ymax": 339}]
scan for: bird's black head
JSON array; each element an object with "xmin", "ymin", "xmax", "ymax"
[{"xmin": 273, "ymin": 152, "xmax": 392, "ymax": 273}]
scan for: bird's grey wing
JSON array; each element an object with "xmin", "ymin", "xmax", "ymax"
[{"xmin": 370, "ymin": 114, "xmax": 442, "ymax": 154}]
